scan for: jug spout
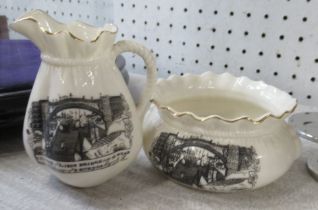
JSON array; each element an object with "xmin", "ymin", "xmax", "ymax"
[
  {"xmin": 9, "ymin": 10, "xmax": 59, "ymax": 51},
  {"xmin": 10, "ymin": 9, "xmax": 118, "ymax": 59}
]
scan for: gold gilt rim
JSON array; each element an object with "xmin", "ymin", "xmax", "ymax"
[
  {"xmin": 13, "ymin": 17, "xmax": 117, "ymax": 42},
  {"xmin": 151, "ymin": 99, "xmax": 298, "ymax": 124}
]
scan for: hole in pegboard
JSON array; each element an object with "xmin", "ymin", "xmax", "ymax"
[{"xmin": 298, "ymin": 36, "xmax": 304, "ymax": 42}]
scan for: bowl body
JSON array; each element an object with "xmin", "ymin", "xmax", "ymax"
[{"xmin": 143, "ymin": 72, "xmax": 300, "ymax": 192}]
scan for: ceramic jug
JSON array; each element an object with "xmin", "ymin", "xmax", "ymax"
[{"xmin": 10, "ymin": 10, "xmax": 157, "ymax": 187}]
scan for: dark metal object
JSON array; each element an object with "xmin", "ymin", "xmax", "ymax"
[
  {"xmin": 0, "ymin": 16, "xmax": 9, "ymax": 39},
  {"xmin": 116, "ymin": 55, "xmax": 129, "ymax": 84}
]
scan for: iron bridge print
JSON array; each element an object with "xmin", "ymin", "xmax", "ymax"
[
  {"xmin": 25, "ymin": 93, "xmax": 134, "ymax": 173},
  {"xmin": 149, "ymin": 132, "xmax": 260, "ymax": 191}
]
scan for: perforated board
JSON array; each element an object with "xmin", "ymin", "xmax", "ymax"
[
  {"xmin": 113, "ymin": 0, "xmax": 318, "ymax": 105},
  {"xmin": 1, "ymin": 0, "xmax": 318, "ymax": 105}
]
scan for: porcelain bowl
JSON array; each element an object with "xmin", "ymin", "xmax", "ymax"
[{"xmin": 143, "ymin": 72, "xmax": 300, "ymax": 192}]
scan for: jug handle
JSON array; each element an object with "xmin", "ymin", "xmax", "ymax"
[{"xmin": 112, "ymin": 40, "xmax": 157, "ymax": 120}]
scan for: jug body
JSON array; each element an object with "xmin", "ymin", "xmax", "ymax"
[
  {"xmin": 23, "ymin": 58, "xmax": 140, "ymax": 187},
  {"xmin": 11, "ymin": 10, "xmax": 156, "ymax": 187}
]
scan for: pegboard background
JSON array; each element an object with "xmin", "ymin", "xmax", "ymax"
[{"xmin": 1, "ymin": 0, "xmax": 318, "ymax": 105}]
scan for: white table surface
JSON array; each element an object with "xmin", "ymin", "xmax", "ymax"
[{"xmin": 1, "ymin": 74, "xmax": 318, "ymax": 210}]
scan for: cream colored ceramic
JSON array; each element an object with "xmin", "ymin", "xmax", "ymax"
[
  {"xmin": 143, "ymin": 72, "xmax": 300, "ymax": 192},
  {"xmin": 10, "ymin": 10, "xmax": 156, "ymax": 187}
]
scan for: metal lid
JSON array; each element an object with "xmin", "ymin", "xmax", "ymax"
[
  {"xmin": 307, "ymin": 152, "xmax": 318, "ymax": 181},
  {"xmin": 288, "ymin": 112, "xmax": 318, "ymax": 143}
]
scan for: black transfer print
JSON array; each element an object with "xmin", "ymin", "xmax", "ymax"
[
  {"xmin": 26, "ymin": 94, "xmax": 133, "ymax": 173},
  {"xmin": 149, "ymin": 133, "xmax": 260, "ymax": 191}
]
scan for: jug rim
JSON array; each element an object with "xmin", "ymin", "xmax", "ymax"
[
  {"xmin": 151, "ymin": 72, "xmax": 297, "ymax": 124},
  {"xmin": 11, "ymin": 9, "xmax": 117, "ymax": 43}
]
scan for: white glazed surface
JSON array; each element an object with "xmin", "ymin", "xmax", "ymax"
[
  {"xmin": 143, "ymin": 72, "xmax": 301, "ymax": 192},
  {"xmin": 23, "ymin": 60, "xmax": 141, "ymax": 188},
  {"xmin": 11, "ymin": 10, "xmax": 157, "ymax": 187}
]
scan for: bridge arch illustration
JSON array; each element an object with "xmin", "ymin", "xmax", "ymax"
[{"xmin": 169, "ymin": 139, "xmax": 227, "ymax": 164}]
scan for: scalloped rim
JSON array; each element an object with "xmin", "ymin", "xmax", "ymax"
[
  {"xmin": 152, "ymin": 72, "xmax": 297, "ymax": 124},
  {"xmin": 11, "ymin": 9, "xmax": 117, "ymax": 42}
]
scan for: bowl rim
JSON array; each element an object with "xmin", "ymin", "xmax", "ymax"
[{"xmin": 151, "ymin": 72, "xmax": 297, "ymax": 124}]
